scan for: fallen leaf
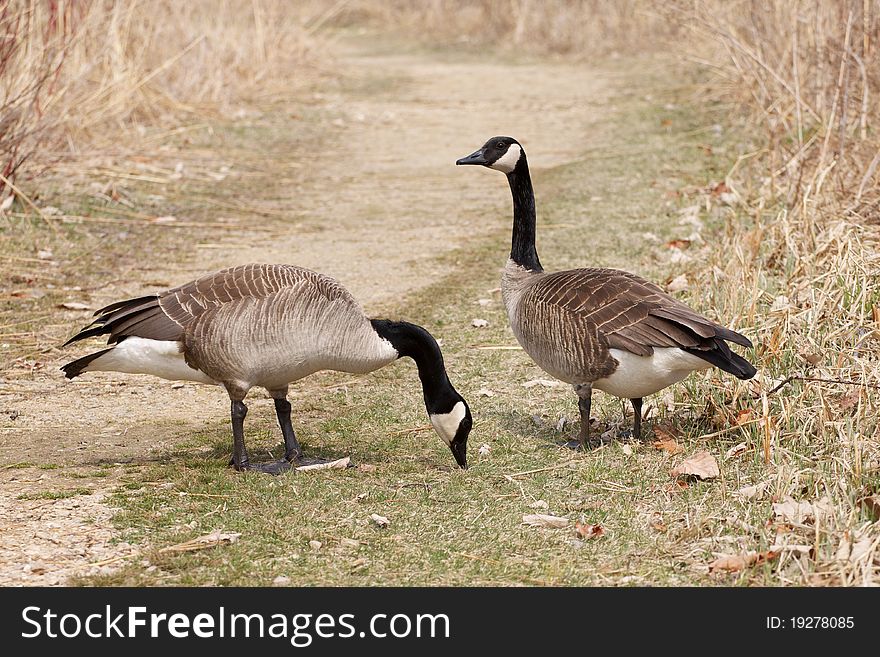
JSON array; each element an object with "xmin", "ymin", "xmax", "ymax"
[
  {"xmin": 158, "ymin": 530, "xmax": 241, "ymax": 554},
  {"xmin": 801, "ymin": 351, "xmax": 823, "ymax": 366},
  {"xmin": 621, "ymin": 443, "xmax": 634, "ymax": 456},
  {"xmin": 649, "ymin": 513, "xmax": 667, "ymax": 532},
  {"xmin": 476, "ymin": 298, "xmax": 492, "ymax": 307},
  {"xmin": 666, "ymin": 274, "xmax": 689, "ymax": 292},
  {"xmin": 770, "ymin": 295, "xmax": 791, "ymax": 312},
  {"xmin": 358, "ymin": 463, "xmax": 377, "ymax": 473},
  {"xmin": 370, "ymin": 513, "xmax": 390, "ymax": 528},
  {"xmin": 666, "ymin": 238, "xmax": 691, "ymax": 250},
  {"xmin": 273, "ymin": 575, "xmax": 291, "ymax": 586},
  {"xmin": 528, "ymin": 500, "xmax": 548, "ymax": 510},
  {"xmin": 708, "ymin": 550, "xmax": 778, "ymax": 573},
  {"xmin": 522, "ymin": 378, "xmax": 564, "ymax": 388},
  {"xmin": 772, "ymin": 497, "xmax": 830, "ymax": 524},
  {"xmin": 308, "ymin": 540, "xmax": 322, "ymax": 551},
  {"xmin": 338, "ymin": 538, "xmax": 360, "ymax": 549},
  {"xmin": 58, "ymin": 301, "xmax": 90, "ymax": 310},
  {"xmin": 733, "ymin": 408, "xmax": 753, "ymax": 425},
  {"xmin": 297, "ymin": 456, "xmax": 350, "ymax": 471},
  {"xmin": 151, "ymin": 215, "xmax": 177, "ymax": 223},
  {"xmin": 522, "ymin": 514, "xmax": 569, "ymax": 529},
  {"xmin": 725, "ymin": 442, "xmax": 749, "ymax": 459},
  {"xmin": 671, "ymin": 451, "xmax": 719, "ymax": 480},
  {"xmin": 0, "ymin": 195, "xmax": 13, "ymax": 212},
  {"xmin": 859, "ymin": 495, "xmax": 880, "ymax": 520},
  {"xmin": 478, "ymin": 443, "xmax": 491, "ymax": 457},
  {"xmin": 471, "ymin": 318, "xmax": 489, "ymax": 328},
  {"xmin": 653, "ymin": 438, "xmax": 683, "ymax": 454},
  {"xmin": 652, "ymin": 423, "xmax": 683, "ymax": 454},
  {"xmin": 710, "ymin": 181, "xmax": 732, "ymax": 196},
  {"xmin": 837, "ymin": 388, "xmax": 861, "ymax": 411},
  {"xmin": 477, "ymin": 387, "xmax": 496, "ymax": 397},
  {"xmin": 849, "ymin": 537, "xmax": 873, "ymax": 563},
  {"xmin": 736, "ymin": 482, "xmax": 768, "ymax": 499},
  {"xmin": 574, "ymin": 522, "xmax": 604, "ymax": 539}
]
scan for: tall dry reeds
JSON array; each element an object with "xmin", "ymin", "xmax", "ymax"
[
  {"xmin": 0, "ymin": 0, "xmax": 321, "ymax": 196},
  {"xmin": 682, "ymin": 0, "xmax": 879, "ymax": 218}
]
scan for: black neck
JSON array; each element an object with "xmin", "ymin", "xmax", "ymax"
[
  {"xmin": 506, "ymin": 156, "xmax": 542, "ymax": 272},
  {"xmin": 370, "ymin": 319, "xmax": 460, "ymax": 415}
]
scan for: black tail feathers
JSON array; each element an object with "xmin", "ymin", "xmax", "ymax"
[{"xmin": 61, "ymin": 348, "xmax": 112, "ymax": 379}]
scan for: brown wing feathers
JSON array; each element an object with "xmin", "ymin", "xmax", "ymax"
[
  {"xmin": 62, "ymin": 294, "xmax": 181, "ymax": 346},
  {"xmin": 530, "ymin": 268, "xmax": 754, "ymax": 377},
  {"xmin": 63, "ymin": 264, "xmax": 354, "ymax": 349}
]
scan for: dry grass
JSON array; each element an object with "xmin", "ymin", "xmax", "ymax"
[
  {"xmin": 0, "ymin": 0, "xmax": 324, "ymax": 199},
  {"xmin": 679, "ymin": 0, "xmax": 880, "ymax": 585},
  {"xmin": 335, "ymin": 0, "xmax": 880, "ymax": 586}
]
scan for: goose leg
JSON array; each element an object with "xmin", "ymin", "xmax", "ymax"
[
  {"xmin": 561, "ymin": 384, "xmax": 596, "ymax": 450},
  {"xmin": 269, "ymin": 390, "xmax": 335, "ymax": 467},
  {"xmin": 631, "ymin": 397, "xmax": 643, "ymax": 441},
  {"xmin": 273, "ymin": 397, "xmax": 303, "ymax": 462},
  {"xmin": 576, "ymin": 384, "xmax": 594, "ymax": 449},
  {"xmin": 230, "ymin": 400, "xmax": 251, "ymax": 471},
  {"xmin": 229, "ymin": 398, "xmax": 292, "ymax": 475}
]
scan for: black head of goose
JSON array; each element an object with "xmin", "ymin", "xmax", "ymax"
[
  {"xmin": 61, "ymin": 263, "xmax": 471, "ymax": 472},
  {"xmin": 457, "ymin": 137, "xmax": 756, "ymax": 447}
]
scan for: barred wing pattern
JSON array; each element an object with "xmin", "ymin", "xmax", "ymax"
[
  {"xmin": 65, "ymin": 264, "xmax": 356, "ymax": 346},
  {"xmin": 515, "ymin": 267, "xmax": 753, "ymax": 383}
]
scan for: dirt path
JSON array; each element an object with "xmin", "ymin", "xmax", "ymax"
[{"xmin": 0, "ymin": 36, "xmax": 610, "ymax": 585}]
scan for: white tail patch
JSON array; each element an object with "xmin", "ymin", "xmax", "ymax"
[
  {"xmin": 82, "ymin": 337, "xmax": 215, "ymax": 384},
  {"xmin": 429, "ymin": 401, "xmax": 467, "ymax": 445},
  {"xmin": 593, "ymin": 348, "xmax": 711, "ymax": 399},
  {"xmin": 490, "ymin": 143, "xmax": 522, "ymax": 173}
]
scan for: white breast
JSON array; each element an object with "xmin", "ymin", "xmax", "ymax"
[
  {"xmin": 592, "ymin": 347, "xmax": 711, "ymax": 399},
  {"xmin": 430, "ymin": 401, "xmax": 467, "ymax": 445},
  {"xmin": 84, "ymin": 337, "xmax": 216, "ymax": 384}
]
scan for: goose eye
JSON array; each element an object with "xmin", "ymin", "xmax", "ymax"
[{"xmin": 496, "ymin": 141, "xmax": 505, "ymax": 149}]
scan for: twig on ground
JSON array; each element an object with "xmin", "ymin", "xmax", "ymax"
[{"xmin": 759, "ymin": 375, "xmax": 880, "ymax": 398}]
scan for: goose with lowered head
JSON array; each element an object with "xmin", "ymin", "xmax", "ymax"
[{"xmin": 62, "ymin": 263, "xmax": 472, "ymax": 472}]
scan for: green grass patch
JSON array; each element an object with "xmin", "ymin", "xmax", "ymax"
[{"xmin": 18, "ymin": 487, "xmax": 93, "ymax": 501}]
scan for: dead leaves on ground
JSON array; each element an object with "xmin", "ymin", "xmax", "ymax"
[
  {"xmin": 709, "ymin": 550, "xmax": 779, "ymax": 573},
  {"xmin": 522, "ymin": 514, "xmax": 569, "ymax": 529},
  {"xmin": 671, "ymin": 451, "xmax": 719, "ymax": 481},
  {"xmin": 574, "ymin": 522, "xmax": 604, "ymax": 540},
  {"xmin": 772, "ymin": 497, "xmax": 830, "ymax": 525},
  {"xmin": 651, "ymin": 423, "xmax": 683, "ymax": 454}
]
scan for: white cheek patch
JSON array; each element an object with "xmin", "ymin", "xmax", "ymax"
[
  {"xmin": 489, "ymin": 143, "xmax": 521, "ymax": 173},
  {"xmin": 429, "ymin": 401, "xmax": 467, "ymax": 445}
]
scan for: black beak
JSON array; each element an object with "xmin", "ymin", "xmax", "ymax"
[
  {"xmin": 450, "ymin": 440, "xmax": 468, "ymax": 469},
  {"xmin": 456, "ymin": 149, "xmax": 488, "ymax": 166}
]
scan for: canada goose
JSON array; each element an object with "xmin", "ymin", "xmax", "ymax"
[
  {"xmin": 456, "ymin": 137, "xmax": 756, "ymax": 447},
  {"xmin": 61, "ymin": 263, "xmax": 471, "ymax": 472}
]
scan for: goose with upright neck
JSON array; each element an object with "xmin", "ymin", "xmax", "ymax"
[
  {"xmin": 62, "ymin": 263, "xmax": 471, "ymax": 472},
  {"xmin": 457, "ymin": 137, "xmax": 756, "ymax": 447}
]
